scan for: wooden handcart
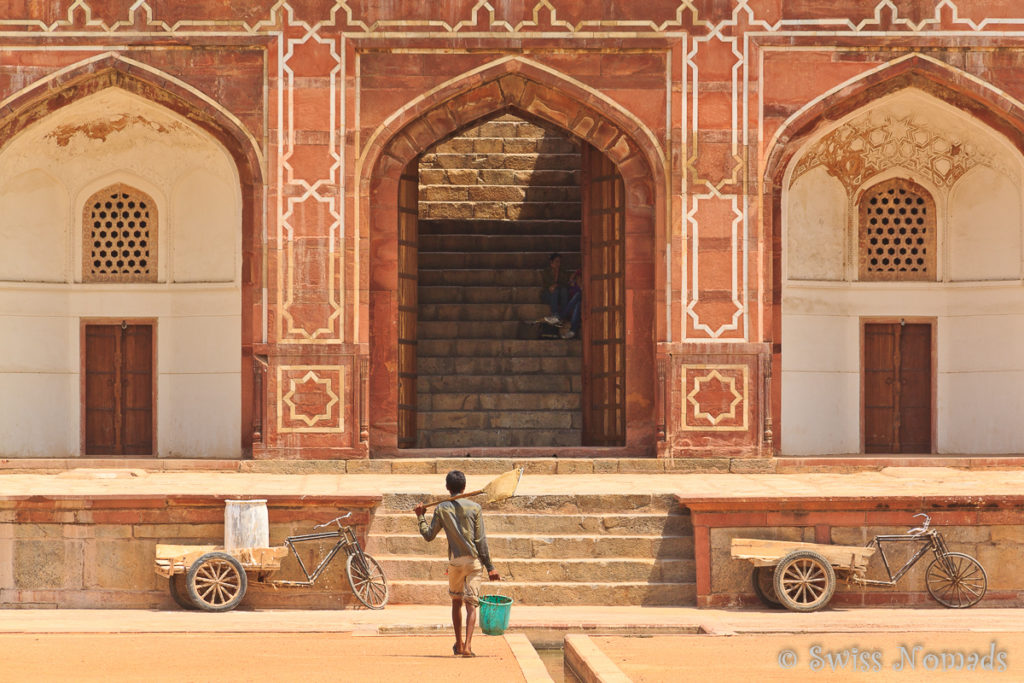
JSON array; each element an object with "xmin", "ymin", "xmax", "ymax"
[
  {"xmin": 731, "ymin": 515, "xmax": 988, "ymax": 612},
  {"xmin": 731, "ymin": 538, "xmax": 877, "ymax": 612},
  {"xmin": 154, "ymin": 514, "xmax": 389, "ymax": 612},
  {"xmin": 156, "ymin": 544, "xmax": 290, "ymax": 612}
]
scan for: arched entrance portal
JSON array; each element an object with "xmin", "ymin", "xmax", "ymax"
[{"xmin": 366, "ymin": 64, "xmax": 661, "ymax": 455}]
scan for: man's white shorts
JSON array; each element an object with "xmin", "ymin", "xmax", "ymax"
[{"xmin": 447, "ymin": 556, "xmax": 484, "ymax": 606}]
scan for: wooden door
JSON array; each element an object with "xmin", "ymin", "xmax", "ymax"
[
  {"xmin": 864, "ymin": 323, "xmax": 931, "ymax": 453},
  {"xmin": 397, "ymin": 160, "xmax": 419, "ymax": 448},
  {"xmin": 84, "ymin": 323, "xmax": 154, "ymax": 455},
  {"xmin": 581, "ymin": 145, "xmax": 626, "ymax": 446}
]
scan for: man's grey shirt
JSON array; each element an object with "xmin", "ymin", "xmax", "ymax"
[{"xmin": 417, "ymin": 499, "xmax": 494, "ymax": 572}]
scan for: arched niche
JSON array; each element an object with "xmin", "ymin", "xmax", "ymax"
[
  {"xmin": 779, "ymin": 86, "xmax": 1024, "ymax": 456},
  {"xmin": 0, "ymin": 83, "xmax": 249, "ymax": 458}
]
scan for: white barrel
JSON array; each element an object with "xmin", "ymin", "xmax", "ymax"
[{"xmin": 224, "ymin": 499, "xmax": 269, "ymax": 550}]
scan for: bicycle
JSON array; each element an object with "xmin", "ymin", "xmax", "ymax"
[
  {"xmin": 264, "ymin": 512, "xmax": 389, "ymax": 610},
  {"xmin": 734, "ymin": 513, "xmax": 987, "ymax": 612},
  {"xmin": 158, "ymin": 512, "xmax": 389, "ymax": 611},
  {"xmin": 853, "ymin": 512, "xmax": 987, "ymax": 608}
]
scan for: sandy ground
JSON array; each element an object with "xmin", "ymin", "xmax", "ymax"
[
  {"xmin": 590, "ymin": 633, "xmax": 1024, "ymax": 682},
  {"xmin": 0, "ymin": 633, "xmax": 526, "ymax": 683}
]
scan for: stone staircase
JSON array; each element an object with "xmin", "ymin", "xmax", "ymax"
[
  {"xmin": 365, "ymin": 492, "xmax": 695, "ymax": 606},
  {"xmin": 413, "ymin": 113, "xmax": 584, "ymax": 449}
]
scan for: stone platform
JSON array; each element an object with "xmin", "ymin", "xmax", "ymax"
[
  {"xmin": 680, "ymin": 470, "xmax": 1024, "ymax": 608},
  {"xmin": 1, "ymin": 462, "xmax": 1022, "ymax": 609},
  {"xmin": 566, "ymin": 632, "xmax": 1024, "ymax": 682}
]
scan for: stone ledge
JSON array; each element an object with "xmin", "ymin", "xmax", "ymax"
[
  {"xmin": 564, "ymin": 634, "xmax": 631, "ymax": 683},
  {"xmin": 504, "ymin": 633, "xmax": 555, "ymax": 683},
  {"xmin": 0, "ymin": 456, "xmax": 769, "ymax": 475},
  {"xmin": 778, "ymin": 455, "xmax": 1024, "ymax": 473}
]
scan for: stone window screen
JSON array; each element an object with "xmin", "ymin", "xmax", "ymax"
[
  {"xmin": 82, "ymin": 184, "xmax": 157, "ymax": 282},
  {"xmin": 858, "ymin": 179, "xmax": 936, "ymax": 281}
]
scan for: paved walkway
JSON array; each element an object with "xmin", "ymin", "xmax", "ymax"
[
  {"xmin": 577, "ymin": 633, "xmax": 1022, "ymax": 682},
  {"xmin": 1, "ymin": 466, "xmax": 1024, "ymax": 500},
  {"xmin": 3, "ymin": 606, "xmax": 1023, "ymax": 635},
  {"xmin": 0, "ymin": 632, "xmax": 535, "ymax": 683}
]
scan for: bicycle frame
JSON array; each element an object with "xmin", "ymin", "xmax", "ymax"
[
  {"xmin": 855, "ymin": 530, "xmax": 943, "ymax": 587},
  {"xmin": 271, "ymin": 518, "xmax": 363, "ymax": 587}
]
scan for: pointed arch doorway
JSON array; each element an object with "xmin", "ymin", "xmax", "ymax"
[
  {"xmin": 366, "ymin": 65, "xmax": 660, "ymax": 456},
  {"xmin": 394, "ymin": 133, "xmax": 626, "ymax": 450}
]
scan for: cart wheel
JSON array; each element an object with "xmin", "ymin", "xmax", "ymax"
[
  {"xmin": 168, "ymin": 573, "xmax": 197, "ymax": 610},
  {"xmin": 186, "ymin": 551, "xmax": 248, "ymax": 612},
  {"xmin": 926, "ymin": 552, "xmax": 987, "ymax": 608},
  {"xmin": 773, "ymin": 550, "xmax": 836, "ymax": 612},
  {"xmin": 751, "ymin": 566, "xmax": 782, "ymax": 608},
  {"xmin": 346, "ymin": 552, "xmax": 389, "ymax": 609}
]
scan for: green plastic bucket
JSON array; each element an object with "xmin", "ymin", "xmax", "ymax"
[{"xmin": 478, "ymin": 594, "xmax": 513, "ymax": 635}]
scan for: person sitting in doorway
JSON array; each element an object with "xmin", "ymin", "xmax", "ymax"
[
  {"xmin": 540, "ymin": 252, "xmax": 569, "ymax": 324},
  {"xmin": 414, "ymin": 471, "xmax": 500, "ymax": 657},
  {"xmin": 559, "ymin": 268, "xmax": 582, "ymax": 339}
]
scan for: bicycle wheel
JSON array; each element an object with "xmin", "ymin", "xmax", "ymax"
[
  {"xmin": 926, "ymin": 552, "xmax": 987, "ymax": 608},
  {"xmin": 751, "ymin": 566, "xmax": 782, "ymax": 608},
  {"xmin": 346, "ymin": 552, "xmax": 389, "ymax": 609},
  {"xmin": 773, "ymin": 550, "xmax": 836, "ymax": 612}
]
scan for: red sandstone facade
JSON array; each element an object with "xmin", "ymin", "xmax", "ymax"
[{"xmin": 3, "ymin": 2, "xmax": 1024, "ymax": 460}]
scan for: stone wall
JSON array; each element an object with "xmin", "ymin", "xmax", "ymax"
[
  {"xmin": 689, "ymin": 500, "xmax": 1024, "ymax": 608},
  {"xmin": 0, "ymin": 496, "xmax": 378, "ymax": 609},
  {"xmin": 5, "ymin": 6, "xmax": 1024, "ymax": 457}
]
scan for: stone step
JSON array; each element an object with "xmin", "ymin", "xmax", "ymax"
[
  {"xmin": 365, "ymin": 533, "xmax": 693, "ymax": 559},
  {"xmin": 381, "ymin": 493, "xmax": 680, "ymax": 515},
  {"xmin": 420, "ymin": 168, "xmax": 582, "ymax": 189},
  {"xmin": 377, "ymin": 557, "xmax": 693, "ymax": 584},
  {"xmin": 418, "ymin": 303, "xmax": 550, "ymax": 323},
  {"xmin": 417, "ymin": 428, "xmax": 581, "ymax": 448},
  {"xmin": 418, "ymin": 320, "xmax": 577, "ymax": 340},
  {"xmin": 417, "ymin": 392, "xmax": 581, "ymax": 412},
  {"xmin": 420, "ymin": 202, "xmax": 581, "ymax": 221},
  {"xmin": 424, "ymin": 152, "xmax": 580, "ymax": 171},
  {"xmin": 418, "ymin": 233, "xmax": 579, "ymax": 253},
  {"xmin": 420, "ymin": 136, "xmax": 580, "ymax": 156},
  {"xmin": 416, "ymin": 410, "xmax": 581, "ymax": 431},
  {"xmin": 370, "ymin": 512, "xmax": 692, "ymax": 536},
  {"xmin": 418, "ymin": 251, "xmax": 581, "ymax": 270},
  {"xmin": 420, "ymin": 185, "xmax": 581, "ymax": 203},
  {"xmin": 419, "ymin": 286, "xmax": 547, "ymax": 305},
  {"xmin": 386, "ymin": 581, "xmax": 694, "ymax": 606},
  {"xmin": 419, "ymin": 269, "xmax": 544, "ymax": 287},
  {"xmin": 416, "ymin": 320, "xmax": 512, "ymax": 339},
  {"xmin": 417, "ymin": 338, "xmax": 582, "ymax": 358},
  {"xmin": 418, "ymin": 219, "xmax": 581, "ymax": 236},
  {"xmin": 417, "ymin": 373, "xmax": 581, "ymax": 394},
  {"xmin": 418, "ymin": 356, "xmax": 582, "ymax": 376}
]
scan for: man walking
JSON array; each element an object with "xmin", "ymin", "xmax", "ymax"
[{"xmin": 414, "ymin": 470, "xmax": 500, "ymax": 657}]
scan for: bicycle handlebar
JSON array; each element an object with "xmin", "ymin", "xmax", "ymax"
[
  {"xmin": 313, "ymin": 512, "xmax": 352, "ymax": 530},
  {"xmin": 907, "ymin": 512, "xmax": 931, "ymax": 535}
]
